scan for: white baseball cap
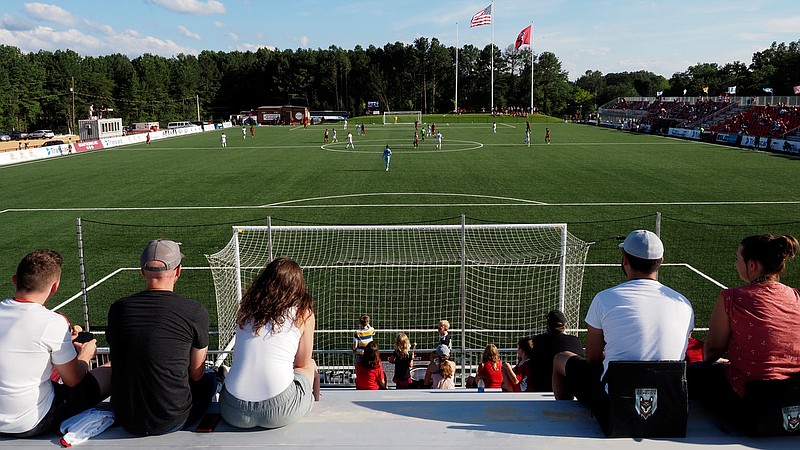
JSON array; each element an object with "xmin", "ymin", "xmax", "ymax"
[{"xmin": 619, "ymin": 230, "xmax": 664, "ymax": 260}]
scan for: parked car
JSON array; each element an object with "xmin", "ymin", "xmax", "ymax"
[
  {"xmin": 40, "ymin": 139, "xmax": 65, "ymax": 147},
  {"xmin": 29, "ymin": 129, "xmax": 55, "ymax": 139},
  {"xmin": 0, "ymin": 133, "xmax": 10, "ymax": 142},
  {"xmin": 9, "ymin": 130, "xmax": 28, "ymax": 140}
]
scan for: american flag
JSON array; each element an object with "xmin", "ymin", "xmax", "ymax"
[{"xmin": 470, "ymin": 4, "xmax": 492, "ymax": 28}]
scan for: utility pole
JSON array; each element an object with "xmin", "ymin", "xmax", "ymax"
[
  {"xmin": 71, "ymin": 77, "xmax": 76, "ymax": 135},
  {"xmin": 196, "ymin": 95, "xmax": 200, "ymax": 121}
]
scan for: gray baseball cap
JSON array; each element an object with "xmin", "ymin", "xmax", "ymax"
[{"xmin": 140, "ymin": 239, "xmax": 184, "ymax": 271}]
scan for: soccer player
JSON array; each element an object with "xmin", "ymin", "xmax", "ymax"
[
  {"xmin": 345, "ymin": 132, "xmax": 354, "ymax": 149},
  {"xmin": 221, "ymin": 132, "xmax": 227, "ymax": 148},
  {"xmin": 323, "ymin": 128, "xmax": 329, "ymax": 143},
  {"xmin": 250, "ymin": 125, "xmax": 254, "ymax": 138},
  {"xmin": 525, "ymin": 129, "xmax": 531, "ymax": 147},
  {"xmin": 413, "ymin": 132, "xmax": 419, "ymax": 148},
  {"xmin": 435, "ymin": 131, "xmax": 443, "ymax": 149},
  {"xmin": 383, "ymin": 145, "xmax": 392, "ymax": 171},
  {"xmin": 545, "ymin": 127, "xmax": 551, "ymax": 144},
  {"xmin": 146, "ymin": 132, "xmax": 151, "ymax": 145},
  {"xmin": 331, "ymin": 129, "xmax": 338, "ymax": 143},
  {"xmin": 242, "ymin": 126, "xmax": 246, "ymax": 139},
  {"xmin": 492, "ymin": 122, "xmax": 497, "ymax": 133}
]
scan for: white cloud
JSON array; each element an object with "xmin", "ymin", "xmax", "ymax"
[
  {"xmin": 227, "ymin": 32, "xmax": 238, "ymax": 41},
  {"xmin": 213, "ymin": 21, "xmax": 224, "ymax": 28},
  {"xmin": 767, "ymin": 16, "xmax": 800, "ymax": 32},
  {"xmin": 237, "ymin": 43, "xmax": 275, "ymax": 52},
  {"xmin": 149, "ymin": 0, "xmax": 226, "ymax": 15},
  {"xmin": 178, "ymin": 25, "xmax": 201, "ymax": 40},
  {"xmin": 23, "ymin": 2, "xmax": 79, "ymax": 26},
  {"xmin": 298, "ymin": 35, "xmax": 309, "ymax": 47}
]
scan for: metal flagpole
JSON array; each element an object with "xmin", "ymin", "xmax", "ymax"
[
  {"xmin": 455, "ymin": 22, "xmax": 459, "ymax": 113},
  {"xmin": 490, "ymin": 0, "xmax": 494, "ymax": 112},
  {"xmin": 530, "ymin": 21, "xmax": 534, "ymax": 113}
]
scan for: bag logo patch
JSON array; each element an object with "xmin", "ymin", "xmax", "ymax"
[
  {"xmin": 635, "ymin": 388, "xmax": 658, "ymax": 420},
  {"xmin": 783, "ymin": 405, "xmax": 800, "ymax": 432}
]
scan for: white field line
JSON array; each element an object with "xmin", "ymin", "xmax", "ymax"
[
  {"xmin": 52, "ymin": 266, "xmax": 211, "ymax": 312},
  {"xmin": 6, "ymin": 198, "xmax": 800, "ymax": 215},
  {"xmin": 500, "ymin": 123, "xmax": 516, "ymax": 128},
  {"xmin": 55, "ymin": 264, "xmax": 720, "ymax": 336}
]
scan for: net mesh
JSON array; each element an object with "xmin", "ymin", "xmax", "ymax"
[{"xmin": 206, "ymin": 224, "xmax": 591, "ymax": 362}]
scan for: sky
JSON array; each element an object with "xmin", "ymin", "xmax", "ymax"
[{"xmin": 0, "ymin": 0, "xmax": 798, "ymax": 81}]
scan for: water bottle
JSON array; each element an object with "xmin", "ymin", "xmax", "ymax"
[{"xmin": 477, "ymin": 378, "xmax": 485, "ymax": 393}]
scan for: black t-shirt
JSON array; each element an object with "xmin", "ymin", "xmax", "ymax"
[
  {"xmin": 392, "ymin": 351, "xmax": 413, "ymax": 380},
  {"xmin": 529, "ymin": 331, "xmax": 584, "ymax": 392},
  {"xmin": 107, "ymin": 290, "xmax": 209, "ymax": 434}
]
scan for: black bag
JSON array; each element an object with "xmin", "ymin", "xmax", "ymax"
[
  {"xmin": 599, "ymin": 361, "xmax": 688, "ymax": 438},
  {"xmin": 739, "ymin": 373, "xmax": 800, "ymax": 436}
]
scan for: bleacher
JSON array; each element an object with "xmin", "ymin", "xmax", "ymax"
[
  {"xmin": 708, "ymin": 105, "xmax": 800, "ymax": 137},
  {"xmin": 2, "ymin": 390, "xmax": 797, "ymax": 448}
]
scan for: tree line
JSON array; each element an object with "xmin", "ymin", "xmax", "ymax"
[{"xmin": 1, "ymin": 38, "xmax": 798, "ymax": 133}]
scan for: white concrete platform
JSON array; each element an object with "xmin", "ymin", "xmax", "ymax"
[{"xmin": 1, "ymin": 389, "xmax": 798, "ymax": 448}]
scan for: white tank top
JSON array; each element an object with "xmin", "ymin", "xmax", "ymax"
[{"xmin": 224, "ymin": 309, "xmax": 302, "ymax": 401}]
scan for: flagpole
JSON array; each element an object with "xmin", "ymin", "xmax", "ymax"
[
  {"xmin": 455, "ymin": 22, "xmax": 459, "ymax": 114},
  {"xmin": 490, "ymin": 0, "xmax": 494, "ymax": 112},
  {"xmin": 530, "ymin": 21, "xmax": 534, "ymax": 114}
]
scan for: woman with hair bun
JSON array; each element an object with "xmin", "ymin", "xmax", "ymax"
[{"xmin": 691, "ymin": 235, "xmax": 800, "ymax": 415}]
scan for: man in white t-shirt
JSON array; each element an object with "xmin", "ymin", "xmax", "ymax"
[
  {"xmin": 552, "ymin": 230, "xmax": 694, "ymax": 407},
  {"xmin": 0, "ymin": 250, "xmax": 111, "ymax": 437}
]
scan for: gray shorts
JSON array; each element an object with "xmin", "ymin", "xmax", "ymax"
[{"xmin": 219, "ymin": 371, "xmax": 314, "ymax": 429}]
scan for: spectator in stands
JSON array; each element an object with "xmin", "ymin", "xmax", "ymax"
[
  {"xmin": 689, "ymin": 235, "xmax": 800, "ymax": 418},
  {"xmin": 388, "ymin": 333, "xmax": 415, "ymax": 389},
  {"xmin": 355, "ymin": 342, "xmax": 387, "ymax": 390},
  {"xmin": 424, "ymin": 344, "xmax": 456, "ymax": 389},
  {"xmin": 437, "ymin": 319, "xmax": 452, "ymax": 350},
  {"xmin": 0, "ymin": 250, "xmax": 111, "ymax": 437},
  {"xmin": 551, "ymin": 230, "xmax": 694, "ymax": 408},
  {"xmin": 476, "ymin": 344, "xmax": 504, "ymax": 389},
  {"xmin": 528, "ymin": 310, "xmax": 584, "ymax": 392},
  {"xmin": 107, "ymin": 239, "xmax": 215, "ymax": 435},
  {"xmin": 353, "ymin": 314, "xmax": 375, "ymax": 366},
  {"xmin": 219, "ymin": 257, "xmax": 320, "ymax": 429},
  {"xmin": 501, "ymin": 337, "xmax": 535, "ymax": 392}
]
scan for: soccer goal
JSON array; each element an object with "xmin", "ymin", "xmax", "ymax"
[
  {"xmin": 382, "ymin": 110, "xmax": 422, "ymax": 125},
  {"xmin": 206, "ymin": 220, "xmax": 591, "ymax": 376}
]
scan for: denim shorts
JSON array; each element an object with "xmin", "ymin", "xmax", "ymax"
[{"xmin": 219, "ymin": 371, "xmax": 313, "ymax": 429}]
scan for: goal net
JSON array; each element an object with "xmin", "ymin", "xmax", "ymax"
[
  {"xmin": 383, "ymin": 110, "xmax": 422, "ymax": 125},
  {"xmin": 206, "ymin": 223, "xmax": 591, "ymax": 373}
]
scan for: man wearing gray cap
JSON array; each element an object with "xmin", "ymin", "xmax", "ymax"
[
  {"xmin": 107, "ymin": 239, "xmax": 214, "ymax": 435},
  {"xmin": 552, "ymin": 230, "xmax": 694, "ymax": 406}
]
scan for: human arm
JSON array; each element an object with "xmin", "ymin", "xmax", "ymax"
[
  {"xmin": 423, "ymin": 361, "xmax": 434, "ymax": 387},
  {"xmin": 585, "ymin": 325, "xmax": 605, "ymax": 365},
  {"xmin": 703, "ymin": 293, "xmax": 731, "ymax": 363},
  {"xmin": 189, "ymin": 345, "xmax": 208, "ymax": 382},
  {"xmin": 377, "ymin": 366, "xmax": 387, "ymax": 390},
  {"xmin": 55, "ymin": 339, "xmax": 97, "ymax": 387},
  {"xmin": 294, "ymin": 311, "xmax": 316, "ymax": 370}
]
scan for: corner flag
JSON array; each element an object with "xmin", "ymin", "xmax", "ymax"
[{"xmin": 515, "ymin": 25, "xmax": 532, "ymax": 50}]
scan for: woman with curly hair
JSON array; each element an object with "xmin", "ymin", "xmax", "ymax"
[
  {"xmin": 219, "ymin": 257, "xmax": 320, "ymax": 429},
  {"xmin": 355, "ymin": 341, "xmax": 387, "ymax": 390}
]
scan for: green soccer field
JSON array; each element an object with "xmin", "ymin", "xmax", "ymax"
[{"xmin": 2, "ymin": 116, "xmax": 798, "ymax": 348}]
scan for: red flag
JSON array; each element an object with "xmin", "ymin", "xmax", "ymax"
[
  {"xmin": 470, "ymin": 4, "xmax": 492, "ymax": 28},
  {"xmin": 794, "ymin": 85, "xmax": 800, "ymax": 95},
  {"xmin": 515, "ymin": 25, "xmax": 532, "ymax": 50}
]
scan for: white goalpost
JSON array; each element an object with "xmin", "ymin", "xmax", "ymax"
[
  {"xmin": 382, "ymin": 110, "xmax": 422, "ymax": 125},
  {"xmin": 206, "ymin": 219, "xmax": 590, "ymax": 382}
]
